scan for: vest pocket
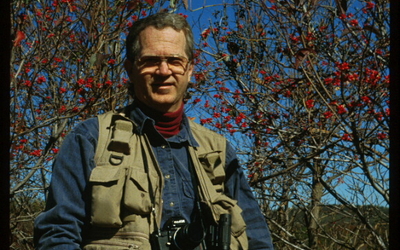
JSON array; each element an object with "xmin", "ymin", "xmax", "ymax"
[
  {"xmin": 123, "ymin": 168, "xmax": 152, "ymax": 214},
  {"xmin": 199, "ymin": 151, "xmax": 225, "ymax": 192},
  {"xmin": 199, "ymin": 151, "xmax": 225, "ymax": 182},
  {"xmin": 89, "ymin": 165, "xmax": 125, "ymax": 227},
  {"xmin": 210, "ymin": 194, "xmax": 246, "ymax": 236}
]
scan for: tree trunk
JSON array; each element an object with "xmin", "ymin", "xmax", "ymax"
[{"xmin": 308, "ymin": 161, "xmax": 324, "ymax": 249}]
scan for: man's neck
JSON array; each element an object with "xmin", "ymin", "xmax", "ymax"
[{"xmin": 135, "ymin": 100, "xmax": 184, "ymax": 138}]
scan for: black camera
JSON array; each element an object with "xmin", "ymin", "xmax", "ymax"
[
  {"xmin": 151, "ymin": 214, "xmax": 231, "ymax": 250},
  {"xmin": 151, "ymin": 217, "xmax": 205, "ymax": 250}
]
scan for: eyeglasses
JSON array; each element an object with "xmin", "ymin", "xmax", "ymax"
[{"xmin": 135, "ymin": 55, "xmax": 190, "ymax": 75}]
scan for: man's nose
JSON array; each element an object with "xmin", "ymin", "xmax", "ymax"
[{"xmin": 156, "ymin": 61, "xmax": 172, "ymax": 75}]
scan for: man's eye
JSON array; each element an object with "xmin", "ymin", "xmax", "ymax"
[
  {"xmin": 142, "ymin": 57, "xmax": 160, "ymax": 65},
  {"xmin": 168, "ymin": 57, "xmax": 184, "ymax": 66}
]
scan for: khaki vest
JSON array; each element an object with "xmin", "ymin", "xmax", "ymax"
[{"xmin": 83, "ymin": 110, "xmax": 248, "ymax": 250}]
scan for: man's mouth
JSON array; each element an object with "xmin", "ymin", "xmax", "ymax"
[
  {"xmin": 153, "ymin": 82, "xmax": 174, "ymax": 87},
  {"xmin": 153, "ymin": 82, "xmax": 174, "ymax": 93}
]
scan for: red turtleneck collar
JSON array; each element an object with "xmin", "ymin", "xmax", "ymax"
[{"xmin": 135, "ymin": 100, "xmax": 184, "ymax": 138}]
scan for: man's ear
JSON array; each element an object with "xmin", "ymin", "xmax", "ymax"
[
  {"xmin": 187, "ymin": 62, "xmax": 194, "ymax": 78},
  {"xmin": 124, "ymin": 59, "xmax": 134, "ymax": 80}
]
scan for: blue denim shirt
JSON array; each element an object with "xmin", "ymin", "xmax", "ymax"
[{"xmin": 34, "ymin": 104, "xmax": 274, "ymax": 249}]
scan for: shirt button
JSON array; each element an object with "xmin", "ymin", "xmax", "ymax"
[
  {"xmin": 161, "ymin": 145, "xmax": 167, "ymax": 149},
  {"xmin": 165, "ymin": 174, "xmax": 171, "ymax": 179},
  {"xmin": 169, "ymin": 202, "xmax": 175, "ymax": 207}
]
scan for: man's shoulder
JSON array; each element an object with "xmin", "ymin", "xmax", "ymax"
[
  {"xmin": 188, "ymin": 119, "xmax": 226, "ymax": 150},
  {"xmin": 188, "ymin": 119, "xmax": 224, "ymax": 137},
  {"xmin": 65, "ymin": 117, "xmax": 100, "ymax": 145},
  {"xmin": 73, "ymin": 117, "xmax": 99, "ymax": 133}
]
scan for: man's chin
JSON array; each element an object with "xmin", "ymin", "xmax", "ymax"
[{"xmin": 149, "ymin": 100, "xmax": 182, "ymax": 113}]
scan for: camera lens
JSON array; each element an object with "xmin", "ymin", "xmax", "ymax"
[{"xmin": 173, "ymin": 219, "xmax": 205, "ymax": 250}]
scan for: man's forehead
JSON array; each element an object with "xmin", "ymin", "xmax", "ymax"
[
  {"xmin": 139, "ymin": 25, "xmax": 184, "ymax": 36},
  {"xmin": 138, "ymin": 26, "xmax": 187, "ymax": 55}
]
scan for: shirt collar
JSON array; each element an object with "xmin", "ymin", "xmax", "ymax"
[{"xmin": 125, "ymin": 103, "xmax": 199, "ymax": 147}]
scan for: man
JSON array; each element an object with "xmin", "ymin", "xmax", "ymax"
[{"xmin": 34, "ymin": 13, "xmax": 274, "ymax": 250}]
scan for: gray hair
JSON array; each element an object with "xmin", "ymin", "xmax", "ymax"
[{"xmin": 126, "ymin": 13, "xmax": 194, "ymax": 62}]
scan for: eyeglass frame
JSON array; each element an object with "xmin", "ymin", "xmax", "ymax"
[{"xmin": 134, "ymin": 55, "xmax": 191, "ymax": 75}]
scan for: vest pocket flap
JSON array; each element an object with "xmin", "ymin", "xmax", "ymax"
[
  {"xmin": 210, "ymin": 192, "xmax": 235, "ymax": 208},
  {"xmin": 198, "ymin": 151, "xmax": 225, "ymax": 186},
  {"xmin": 89, "ymin": 166, "xmax": 121, "ymax": 183},
  {"xmin": 199, "ymin": 151, "xmax": 222, "ymax": 166},
  {"xmin": 124, "ymin": 169, "xmax": 152, "ymax": 215},
  {"xmin": 127, "ymin": 169, "xmax": 149, "ymax": 192},
  {"xmin": 210, "ymin": 193, "xmax": 247, "ymax": 237}
]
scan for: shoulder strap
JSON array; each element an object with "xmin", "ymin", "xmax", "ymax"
[{"xmin": 95, "ymin": 110, "xmax": 136, "ymax": 166}]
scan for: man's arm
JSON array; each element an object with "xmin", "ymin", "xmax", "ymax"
[
  {"xmin": 34, "ymin": 118, "xmax": 99, "ymax": 250},
  {"xmin": 224, "ymin": 142, "xmax": 274, "ymax": 250}
]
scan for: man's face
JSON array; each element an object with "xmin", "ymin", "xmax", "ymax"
[{"xmin": 125, "ymin": 26, "xmax": 193, "ymax": 113}]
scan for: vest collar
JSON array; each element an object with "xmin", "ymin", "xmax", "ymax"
[{"xmin": 125, "ymin": 103, "xmax": 200, "ymax": 147}]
